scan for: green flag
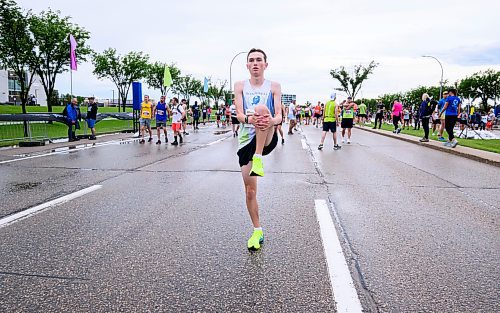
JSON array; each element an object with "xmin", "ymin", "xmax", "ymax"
[{"xmin": 163, "ymin": 66, "xmax": 172, "ymax": 87}]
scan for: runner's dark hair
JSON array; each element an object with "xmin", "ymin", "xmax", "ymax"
[{"xmin": 247, "ymin": 48, "xmax": 267, "ymax": 62}]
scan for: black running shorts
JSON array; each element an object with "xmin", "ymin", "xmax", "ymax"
[
  {"xmin": 341, "ymin": 118, "xmax": 353, "ymax": 128},
  {"xmin": 237, "ymin": 132, "xmax": 278, "ymax": 167},
  {"xmin": 322, "ymin": 121, "xmax": 337, "ymax": 133},
  {"xmin": 231, "ymin": 117, "xmax": 240, "ymax": 125}
]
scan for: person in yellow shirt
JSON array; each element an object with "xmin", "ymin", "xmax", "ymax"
[
  {"xmin": 318, "ymin": 93, "xmax": 341, "ymax": 150},
  {"xmin": 139, "ymin": 95, "xmax": 154, "ymax": 144}
]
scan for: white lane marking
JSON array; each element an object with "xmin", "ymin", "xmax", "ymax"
[
  {"xmin": 0, "ymin": 185, "xmax": 102, "ymax": 228},
  {"xmin": 0, "ymin": 139, "xmax": 136, "ymax": 165},
  {"xmin": 207, "ymin": 137, "xmax": 229, "ymax": 146},
  {"xmin": 301, "ymin": 138, "xmax": 308, "ymax": 149},
  {"xmin": 314, "ymin": 199, "xmax": 363, "ymax": 312}
]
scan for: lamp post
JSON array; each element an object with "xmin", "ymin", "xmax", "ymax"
[
  {"xmin": 422, "ymin": 55, "xmax": 444, "ymax": 100},
  {"xmin": 229, "ymin": 51, "xmax": 247, "ymax": 92}
]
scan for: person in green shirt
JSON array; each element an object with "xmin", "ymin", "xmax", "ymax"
[
  {"xmin": 318, "ymin": 93, "xmax": 341, "ymax": 150},
  {"xmin": 341, "ymin": 96, "xmax": 355, "ymax": 144},
  {"xmin": 358, "ymin": 102, "xmax": 367, "ymax": 126}
]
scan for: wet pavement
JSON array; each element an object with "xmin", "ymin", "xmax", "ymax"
[{"xmin": 0, "ymin": 123, "xmax": 498, "ymax": 312}]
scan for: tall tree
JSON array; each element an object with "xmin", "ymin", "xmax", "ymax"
[
  {"xmin": 207, "ymin": 80, "xmax": 228, "ymax": 105},
  {"xmin": 173, "ymin": 75, "xmax": 202, "ymax": 102},
  {"xmin": 145, "ymin": 61, "xmax": 181, "ymax": 96},
  {"xmin": 92, "ymin": 48, "xmax": 149, "ymax": 112},
  {"xmin": 330, "ymin": 61, "xmax": 378, "ymax": 100},
  {"xmin": 459, "ymin": 69, "xmax": 500, "ymax": 111},
  {"xmin": 30, "ymin": 9, "xmax": 92, "ymax": 112},
  {"xmin": 0, "ymin": 0, "xmax": 37, "ymax": 115}
]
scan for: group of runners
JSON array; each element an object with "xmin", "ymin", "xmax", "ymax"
[{"xmin": 138, "ymin": 96, "xmax": 192, "ymax": 146}]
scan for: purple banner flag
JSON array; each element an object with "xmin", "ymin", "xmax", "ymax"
[{"xmin": 69, "ymin": 34, "xmax": 77, "ymax": 71}]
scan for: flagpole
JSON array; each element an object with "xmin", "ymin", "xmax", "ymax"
[{"xmin": 70, "ymin": 68, "xmax": 73, "ymax": 97}]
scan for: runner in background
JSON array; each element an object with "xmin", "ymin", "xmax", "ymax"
[
  {"xmin": 341, "ymin": 96, "xmax": 355, "ymax": 144},
  {"xmin": 318, "ymin": 93, "xmax": 341, "ymax": 150},
  {"xmin": 313, "ymin": 101, "xmax": 322, "ymax": 128},
  {"xmin": 392, "ymin": 98, "xmax": 403, "ymax": 134},
  {"xmin": 170, "ymin": 97, "xmax": 185, "ymax": 146},
  {"xmin": 357, "ymin": 102, "xmax": 367, "ymax": 126},
  {"xmin": 437, "ymin": 91, "xmax": 448, "ymax": 141},
  {"xmin": 139, "ymin": 95, "xmax": 154, "ymax": 144},
  {"xmin": 191, "ymin": 101, "xmax": 200, "ymax": 131},
  {"xmin": 181, "ymin": 99, "xmax": 189, "ymax": 136},
  {"xmin": 288, "ymin": 100, "xmax": 297, "ymax": 135},
  {"xmin": 154, "ymin": 95, "xmax": 169, "ymax": 144},
  {"xmin": 230, "ymin": 101, "xmax": 240, "ymax": 137}
]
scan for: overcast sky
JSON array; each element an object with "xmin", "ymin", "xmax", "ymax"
[{"xmin": 19, "ymin": 0, "xmax": 500, "ymax": 104}]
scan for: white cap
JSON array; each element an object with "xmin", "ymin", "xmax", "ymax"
[{"xmin": 330, "ymin": 92, "xmax": 336, "ymax": 100}]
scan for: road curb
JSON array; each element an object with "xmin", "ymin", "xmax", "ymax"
[{"xmin": 355, "ymin": 126, "xmax": 500, "ymax": 167}]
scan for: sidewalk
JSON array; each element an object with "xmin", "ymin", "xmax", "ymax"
[
  {"xmin": 355, "ymin": 126, "xmax": 500, "ymax": 167},
  {"xmin": 0, "ymin": 132, "xmax": 135, "ymax": 158}
]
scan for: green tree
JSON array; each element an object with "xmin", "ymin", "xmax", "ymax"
[
  {"xmin": 207, "ymin": 80, "xmax": 228, "ymax": 105},
  {"xmin": 145, "ymin": 61, "xmax": 181, "ymax": 96},
  {"xmin": 30, "ymin": 9, "xmax": 92, "ymax": 112},
  {"xmin": 330, "ymin": 61, "xmax": 378, "ymax": 100},
  {"xmin": 174, "ymin": 75, "xmax": 202, "ymax": 102},
  {"xmin": 0, "ymin": 0, "xmax": 37, "ymax": 115},
  {"xmin": 459, "ymin": 69, "xmax": 500, "ymax": 111},
  {"xmin": 378, "ymin": 92, "xmax": 403, "ymax": 111},
  {"xmin": 92, "ymin": 48, "xmax": 149, "ymax": 112}
]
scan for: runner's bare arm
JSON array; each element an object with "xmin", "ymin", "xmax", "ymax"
[
  {"xmin": 234, "ymin": 81, "xmax": 249, "ymax": 124},
  {"xmin": 440, "ymin": 102, "xmax": 449, "ymax": 117},
  {"xmin": 271, "ymin": 82, "xmax": 282, "ymax": 125}
]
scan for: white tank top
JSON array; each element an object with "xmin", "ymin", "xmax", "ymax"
[{"xmin": 242, "ymin": 80, "xmax": 274, "ymax": 118}]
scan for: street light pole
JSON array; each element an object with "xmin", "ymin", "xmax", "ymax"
[
  {"xmin": 230, "ymin": 51, "xmax": 247, "ymax": 92},
  {"xmin": 422, "ymin": 55, "xmax": 444, "ymax": 99}
]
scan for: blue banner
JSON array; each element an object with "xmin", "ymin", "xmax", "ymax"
[
  {"xmin": 132, "ymin": 82, "xmax": 142, "ymax": 110},
  {"xmin": 203, "ymin": 77, "xmax": 209, "ymax": 93}
]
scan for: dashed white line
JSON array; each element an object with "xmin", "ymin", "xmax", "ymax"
[
  {"xmin": 206, "ymin": 137, "xmax": 229, "ymax": 146},
  {"xmin": 314, "ymin": 199, "xmax": 363, "ymax": 312},
  {"xmin": 301, "ymin": 138, "xmax": 308, "ymax": 149},
  {"xmin": 0, "ymin": 185, "xmax": 102, "ymax": 229}
]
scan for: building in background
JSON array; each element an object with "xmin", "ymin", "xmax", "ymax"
[
  {"xmin": 281, "ymin": 94, "xmax": 296, "ymax": 105},
  {"xmin": 0, "ymin": 69, "xmax": 47, "ymax": 106}
]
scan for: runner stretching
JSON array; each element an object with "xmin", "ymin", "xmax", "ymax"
[{"xmin": 234, "ymin": 48, "xmax": 282, "ymax": 250}]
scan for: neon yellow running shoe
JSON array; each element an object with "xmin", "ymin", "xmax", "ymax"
[
  {"xmin": 247, "ymin": 229, "xmax": 264, "ymax": 250},
  {"xmin": 250, "ymin": 155, "xmax": 264, "ymax": 177}
]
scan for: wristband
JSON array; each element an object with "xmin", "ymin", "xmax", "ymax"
[{"xmin": 245, "ymin": 116, "xmax": 248, "ymax": 124}]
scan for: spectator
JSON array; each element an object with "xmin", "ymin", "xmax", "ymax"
[
  {"xmin": 373, "ymin": 100, "xmax": 384, "ymax": 129},
  {"xmin": 403, "ymin": 107, "xmax": 410, "ymax": 130},
  {"xmin": 86, "ymin": 97, "xmax": 98, "ymax": 140},
  {"xmin": 419, "ymin": 93, "xmax": 433, "ymax": 142},
  {"xmin": 486, "ymin": 109, "xmax": 495, "ymax": 130},
  {"xmin": 413, "ymin": 105, "xmax": 420, "ymax": 130},
  {"xmin": 65, "ymin": 98, "xmax": 79, "ymax": 142},
  {"xmin": 480, "ymin": 111, "xmax": 487, "ymax": 131}
]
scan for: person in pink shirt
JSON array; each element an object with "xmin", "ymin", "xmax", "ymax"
[{"xmin": 392, "ymin": 99, "xmax": 403, "ymax": 133}]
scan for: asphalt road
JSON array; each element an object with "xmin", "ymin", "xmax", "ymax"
[{"xmin": 0, "ymin": 122, "xmax": 498, "ymax": 312}]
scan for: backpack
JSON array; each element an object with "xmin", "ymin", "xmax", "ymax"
[
  {"xmin": 428, "ymin": 100, "xmax": 438, "ymax": 115},
  {"xmin": 62, "ymin": 105, "xmax": 68, "ymax": 116}
]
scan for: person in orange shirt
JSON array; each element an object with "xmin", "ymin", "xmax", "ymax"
[{"xmin": 313, "ymin": 101, "xmax": 322, "ymax": 128}]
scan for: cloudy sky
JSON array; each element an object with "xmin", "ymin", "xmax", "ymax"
[{"xmin": 19, "ymin": 0, "xmax": 500, "ymax": 104}]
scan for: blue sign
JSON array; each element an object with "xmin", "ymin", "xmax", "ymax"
[{"xmin": 132, "ymin": 82, "xmax": 142, "ymax": 110}]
